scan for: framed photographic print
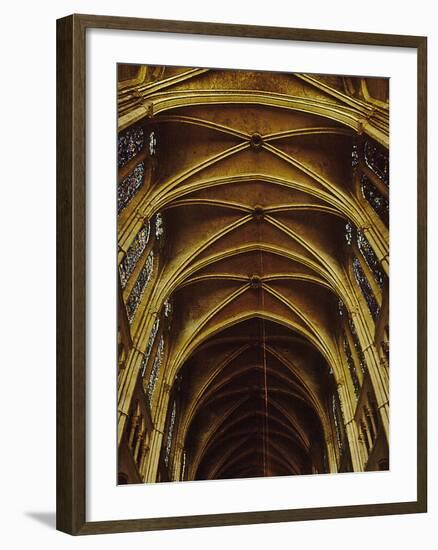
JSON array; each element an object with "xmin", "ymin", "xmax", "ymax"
[{"xmin": 56, "ymin": 14, "xmax": 427, "ymax": 535}]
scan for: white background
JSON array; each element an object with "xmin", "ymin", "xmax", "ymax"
[{"xmin": 0, "ymin": 0, "xmax": 435, "ymax": 548}]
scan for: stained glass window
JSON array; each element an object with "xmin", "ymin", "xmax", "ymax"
[
  {"xmin": 356, "ymin": 230, "xmax": 385, "ymax": 289},
  {"xmin": 338, "ymin": 299, "xmax": 344, "ymax": 317},
  {"xmin": 118, "ymin": 127, "xmax": 145, "ymax": 168},
  {"xmin": 351, "ymin": 143, "xmax": 359, "ymax": 168},
  {"xmin": 343, "ymin": 334, "xmax": 361, "ymax": 398},
  {"xmin": 364, "ymin": 139, "xmax": 389, "ymax": 187},
  {"xmin": 332, "ymin": 393, "xmax": 344, "ymax": 452},
  {"xmin": 118, "ymin": 162, "xmax": 145, "ymax": 214},
  {"xmin": 352, "ymin": 257, "xmax": 380, "ymax": 321},
  {"xmin": 345, "ymin": 221, "xmax": 385, "ymax": 289},
  {"xmin": 338, "ymin": 299, "xmax": 368, "ymax": 375},
  {"xmin": 347, "ymin": 316, "xmax": 367, "ymax": 374},
  {"xmin": 146, "ymin": 336, "xmax": 165, "ymax": 401},
  {"xmin": 345, "ymin": 221, "xmax": 353, "ymax": 245},
  {"xmin": 140, "ymin": 318, "xmax": 161, "ymax": 377},
  {"xmin": 164, "ymin": 298, "xmax": 172, "ymax": 318},
  {"xmin": 149, "ymin": 131, "xmax": 157, "ymax": 156},
  {"xmin": 361, "ymin": 174, "xmax": 389, "ymax": 227},
  {"xmin": 126, "ymin": 250, "xmax": 154, "ymax": 323},
  {"xmin": 165, "ymin": 400, "xmax": 177, "ymax": 466},
  {"xmin": 119, "ymin": 220, "xmax": 150, "ymax": 288},
  {"xmin": 155, "ymin": 212, "xmax": 164, "ymax": 240}
]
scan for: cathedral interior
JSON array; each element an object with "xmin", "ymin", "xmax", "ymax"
[{"xmin": 116, "ymin": 65, "xmax": 390, "ymax": 484}]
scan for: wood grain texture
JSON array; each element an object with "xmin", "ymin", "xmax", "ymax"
[
  {"xmin": 56, "ymin": 13, "xmax": 427, "ymax": 535},
  {"xmin": 73, "ymin": 12, "xmax": 426, "ymax": 47},
  {"xmin": 56, "ymin": 14, "xmax": 86, "ymax": 535},
  {"xmin": 416, "ymin": 36, "xmax": 428, "ymax": 514}
]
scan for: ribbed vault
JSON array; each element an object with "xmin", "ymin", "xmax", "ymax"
[{"xmin": 117, "ymin": 66, "xmax": 390, "ymax": 484}]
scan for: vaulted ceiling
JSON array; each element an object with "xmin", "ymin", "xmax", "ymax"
[{"xmin": 118, "ymin": 66, "xmax": 389, "ymax": 480}]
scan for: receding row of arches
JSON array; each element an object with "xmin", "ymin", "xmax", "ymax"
[{"xmin": 117, "ymin": 65, "xmax": 389, "ymax": 484}]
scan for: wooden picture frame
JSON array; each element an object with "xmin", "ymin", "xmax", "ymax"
[{"xmin": 56, "ymin": 13, "xmax": 427, "ymax": 535}]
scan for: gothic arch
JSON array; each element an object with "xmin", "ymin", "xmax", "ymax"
[{"xmin": 117, "ymin": 65, "xmax": 389, "ymax": 483}]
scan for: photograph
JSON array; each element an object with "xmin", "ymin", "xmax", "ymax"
[{"xmin": 116, "ymin": 65, "xmax": 390, "ymax": 484}]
